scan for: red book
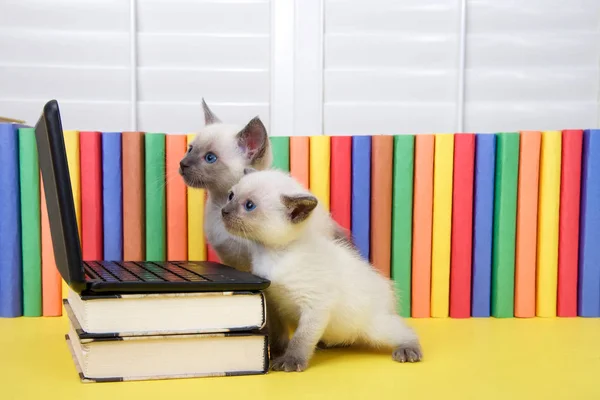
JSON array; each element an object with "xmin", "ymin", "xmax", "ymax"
[
  {"xmin": 450, "ymin": 133, "xmax": 475, "ymax": 318},
  {"xmin": 557, "ymin": 129, "xmax": 583, "ymax": 317},
  {"xmin": 207, "ymin": 244, "xmax": 220, "ymax": 263},
  {"xmin": 80, "ymin": 131, "xmax": 103, "ymax": 260},
  {"xmin": 330, "ymin": 136, "xmax": 352, "ymax": 235}
]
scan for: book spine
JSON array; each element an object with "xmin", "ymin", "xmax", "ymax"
[
  {"xmin": 449, "ymin": 133, "xmax": 475, "ymax": 318},
  {"xmin": 290, "ymin": 136, "xmax": 310, "ymax": 188},
  {"xmin": 0, "ymin": 123, "xmax": 22, "ymax": 317},
  {"xmin": 557, "ymin": 130, "xmax": 583, "ymax": 317},
  {"xmin": 63, "ymin": 130, "xmax": 81, "ymax": 300},
  {"xmin": 145, "ymin": 133, "xmax": 166, "ymax": 261},
  {"xmin": 166, "ymin": 135, "xmax": 188, "ymax": 261},
  {"xmin": 491, "ymin": 132, "xmax": 520, "ymax": 318},
  {"xmin": 186, "ymin": 134, "xmax": 206, "ymax": 261},
  {"xmin": 102, "ymin": 132, "xmax": 123, "ymax": 260},
  {"xmin": 270, "ymin": 136, "xmax": 290, "ymax": 172},
  {"xmin": 309, "ymin": 136, "xmax": 331, "ymax": 211},
  {"xmin": 411, "ymin": 134, "xmax": 434, "ymax": 318},
  {"xmin": 391, "ymin": 135, "xmax": 415, "ymax": 317},
  {"xmin": 514, "ymin": 131, "xmax": 541, "ymax": 317},
  {"xmin": 122, "ymin": 132, "xmax": 145, "ymax": 260},
  {"xmin": 207, "ymin": 244, "xmax": 220, "ymax": 262},
  {"xmin": 351, "ymin": 135, "xmax": 371, "ymax": 261},
  {"xmin": 80, "ymin": 131, "xmax": 103, "ymax": 260},
  {"xmin": 370, "ymin": 135, "xmax": 394, "ymax": 278},
  {"xmin": 578, "ymin": 129, "xmax": 600, "ymax": 317},
  {"xmin": 536, "ymin": 131, "xmax": 562, "ymax": 317},
  {"xmin": 431, "ymin": 134, "xmax": 454, "ymax": 318},
  {"xmin": 471, "ymin": 134, "xmax": 497, "ymax": 317},
  {"xmin": 19, "ymin": 127, "xmax": 42, "ymax": 317},
  {"xmin": 41, "ymin": 177, "xmax": 61, "ymax": 316},
  {"xmin": 330, "ymin": 136, "xmax": 352, "ymax": 234}
]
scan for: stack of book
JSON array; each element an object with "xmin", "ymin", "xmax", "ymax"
[{"xmin": 64, "ymin": 288, "xmax": 269, "ymax": 382}]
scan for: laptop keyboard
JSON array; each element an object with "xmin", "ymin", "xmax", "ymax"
[{"xmin": 83, "ymin": 261, "xmax": 210, "ymax": 283}]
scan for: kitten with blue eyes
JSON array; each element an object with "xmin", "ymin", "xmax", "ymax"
[
  {"xmin": 179, "ymin": 99, "xmax": 272, "ymax": 272},
  {"xmin": 220, "ymin": 168, "xmax": 422, "ymax": 372},
  {"xmin": 179, "ymin": 100, "xmax": 355, "ymax": 272}
]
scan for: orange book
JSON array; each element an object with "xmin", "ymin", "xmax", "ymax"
[
  {"xmin": 412, "ymin": 135, "xmax": 435, "ymax": 318},
  {"xmin": 370, "ymin": 135, "xmax": 394, "ymax": 277},
  {"xmin": 166, "ymin": 135, "xmax": 188, "ymax": 260},
  {"xmin": 40, "ymin": 179, "xmax": 61, "ymax": 316},
  {"xmin": 122, "ymin": 132, "xmax": 145, "ymax": 260},
  {"xmin": 290, "ymin": 136, "xmax": 310, "ymax": 188},
  {"xmin": 514, "ymin": 131, "xmax": 541, "ymax": 317}
]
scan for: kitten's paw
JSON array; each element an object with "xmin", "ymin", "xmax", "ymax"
[
  {"xmin": 271, "ymin": 354, "xmax": 309, "ymax": 372},
  {"xmin": 392, "ymin": 343, "xmax": 423, "ymax": 363}
]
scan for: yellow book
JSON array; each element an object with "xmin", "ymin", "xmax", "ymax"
[
  {"xmin": 187, "ymin": 134, "xmax": 206, "ymax": 260},
  {"xmin": 309, "ymin": 136, "xmax": 331, "ymax": 211},
  {"xmin": 536, "ymin": 131, "xmax": 562, "ymax": 317},
  {"xmin": 431, "ymin": 134, "xmax": 455, "ymax": 317},
  {"xmin": 63, "ymin": 130, "xmax": 80, "ymax": 300}
]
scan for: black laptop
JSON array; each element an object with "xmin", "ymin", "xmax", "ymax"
[{"xmin": 35, "ymin": 99, "xmax": 270, "ymax": 295}]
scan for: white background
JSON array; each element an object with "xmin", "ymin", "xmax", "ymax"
[{"xmin": 1, "ymin": 0, "xmax": 599, "ymax": 136}]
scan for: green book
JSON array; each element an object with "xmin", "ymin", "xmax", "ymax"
[
  {"xmin": 270, "ymin": 136, "xmax": 290, "ymax": 172},
  {"xmin": 145, "ymin": 133, "xmax": 166, "ymax": 261},
  {"xmin": 391, "ymin": 135, "xmax": 415, "ymax": 317},
  {"xmin": 491, "ymin": 132, "xmax": 520, "ymax": 317},
  {"xmin": 19, "ymin": 127, "xmax": 42, "ymax": 317}
]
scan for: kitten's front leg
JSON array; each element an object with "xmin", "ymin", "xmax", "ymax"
[{"xmin": 272, "ymin": 310, "xmax": 329, "ymax": 372}]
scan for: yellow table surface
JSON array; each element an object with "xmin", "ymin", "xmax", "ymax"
[{"xmin": 2, "ymin": 317, "xmax": 599, "ymax": 400}]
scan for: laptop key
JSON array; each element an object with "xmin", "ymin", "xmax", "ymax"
[
  {"xmin": 134, "ymin": 262, "xmax": 186, "ymax": 282},
  {"xmin": 99, "ymin": 261, "xmax": 139, "ymax": 282},
  {"xmin": 118, "ymin": 262, "xmax": 165, "ymax": 282}
]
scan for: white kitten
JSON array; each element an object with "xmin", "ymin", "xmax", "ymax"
[
  {"xmin": 179, "ymin": 100, "xmax": 354, "ymax": 271},
  {"xmin": 220, "ymin": 168, "xmax": 423, "ymax": 372}
]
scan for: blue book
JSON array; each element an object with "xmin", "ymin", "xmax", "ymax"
[
  {"xmin": 0, "ymin": 123, "xmax": 23, "ymax": 317},
  {"xmin": 102, "ymin": 132, "xmax": 123, "ymax": 260},
  {"xmin": 351, "ymin": 136, "xmax": 371, "ymax": 260},
  {"xmin": 471, "ymin": 133, "xmax": 497, "ymax": 317},
  {"xmin": 578, "ymin": 129, "xmax": 600, "ymax": 317}
]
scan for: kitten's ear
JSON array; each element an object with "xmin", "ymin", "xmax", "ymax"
[
  {"xmin": 237, "ymin": 116, "xmax": 268, "ymax": 163},
  {"xmin": 244, "ymin": 167, "xmax": 257, "ymax": 175},
  {"xmin": 281, "ymin": 194, "xmax": 318, "ymax": 224},
  {"xmin": 202, "ymin": 98, "xmax": 221, "ymax": 125}
]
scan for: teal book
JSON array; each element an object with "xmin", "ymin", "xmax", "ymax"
[
  {"xmin": 270, "ymin": 136, "xmax": 290, "ymax": 172},
  {"xmin": 491, "ymin": 132, "xmax": 520, "ymax": 317},
  {"xmin": 19, "ymin": 127, "xmax": 42, "ymax": 316},
  {"xmin": 145, "ymin": 133, "xmax": 166, "ymax": 261}
]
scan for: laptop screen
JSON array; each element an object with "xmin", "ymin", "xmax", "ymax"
[{"xmin": 35, "ymin": 100, "xmax": 85, "ymax": 290}]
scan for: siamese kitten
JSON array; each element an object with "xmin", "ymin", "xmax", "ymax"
[
  {"xmin": 179, "ymin": 99, "xmax": 271, "ymax": 272},
  {"xmin": 220, "ymin": 168, "xmax": 422, "ymax": 372},
  {"xmin": 179, "ymin": 100, "xmax": 354, "ymax": 271}
]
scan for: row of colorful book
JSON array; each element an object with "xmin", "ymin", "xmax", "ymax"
[{"xmin": 1, "ymin": 123, "xmax": 599, "ymax": 319}]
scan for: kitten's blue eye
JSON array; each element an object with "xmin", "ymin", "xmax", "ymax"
[
  {"xmin": 204, "ymin": 152, "xmax": 217, "ymax": 163},
  {"xmin": 228, "ymin": 191, "xmax": 234, "ymax": 201},
  {"xmin": 244, "ymin": 200, "xmax": 256, "ymax": 211}
]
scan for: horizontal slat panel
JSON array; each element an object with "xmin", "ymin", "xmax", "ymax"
[
  {"xmin": 138, "ymin": 0, "xmax": 270, "ymax": 34},
  {"xmin": 466, "ymin": 68, "xmax": 598, "ymax": 102},
  {"xmin": 465, "ymin": 102, "xmax": 598, "ymax": 132},
  {"xmin": 324, "ymin": 103, "xmax": 456, "ymax": 135},
  {"xmin": 326, "ymin": 0, "xmax": 459, "ymax": 34},
  {"xmin": 138, "ymin": 69, "xmax": 269, "ymax": 102},
  {"xmin": 138, "ymin": 102, "xmax": 270, "ymax": 133},
  {"xmin": 0, "ymin": 0, "xmax": 129, "ymax": 31},
  {"xmin": 0, "ymin": 30, "xmax": 130, "ymax": 66},
  {"xmin": 325, "ymin": 34, "xmax": 458, "ymax": 69},
  {"xmin": 0, "ymin": 66, "xmax": 130, "ymax": 100},
  {"xmin": 325, "ymin": 70, "xmax": 456, "ymax": 102},
  {"xmin": 467, "ymin": 33, "xmax": 598, "ymax": 68},
  {"xmin": 137, "ymin": 34, "xmax": 269, "ymax": 68},
  {"xmin": 468, "ymin": 0, "xmax": 600, "ymax": 33},
  {"xmin": 0, "ymin": 100, "xmax": 131, "ymax": 131}
]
